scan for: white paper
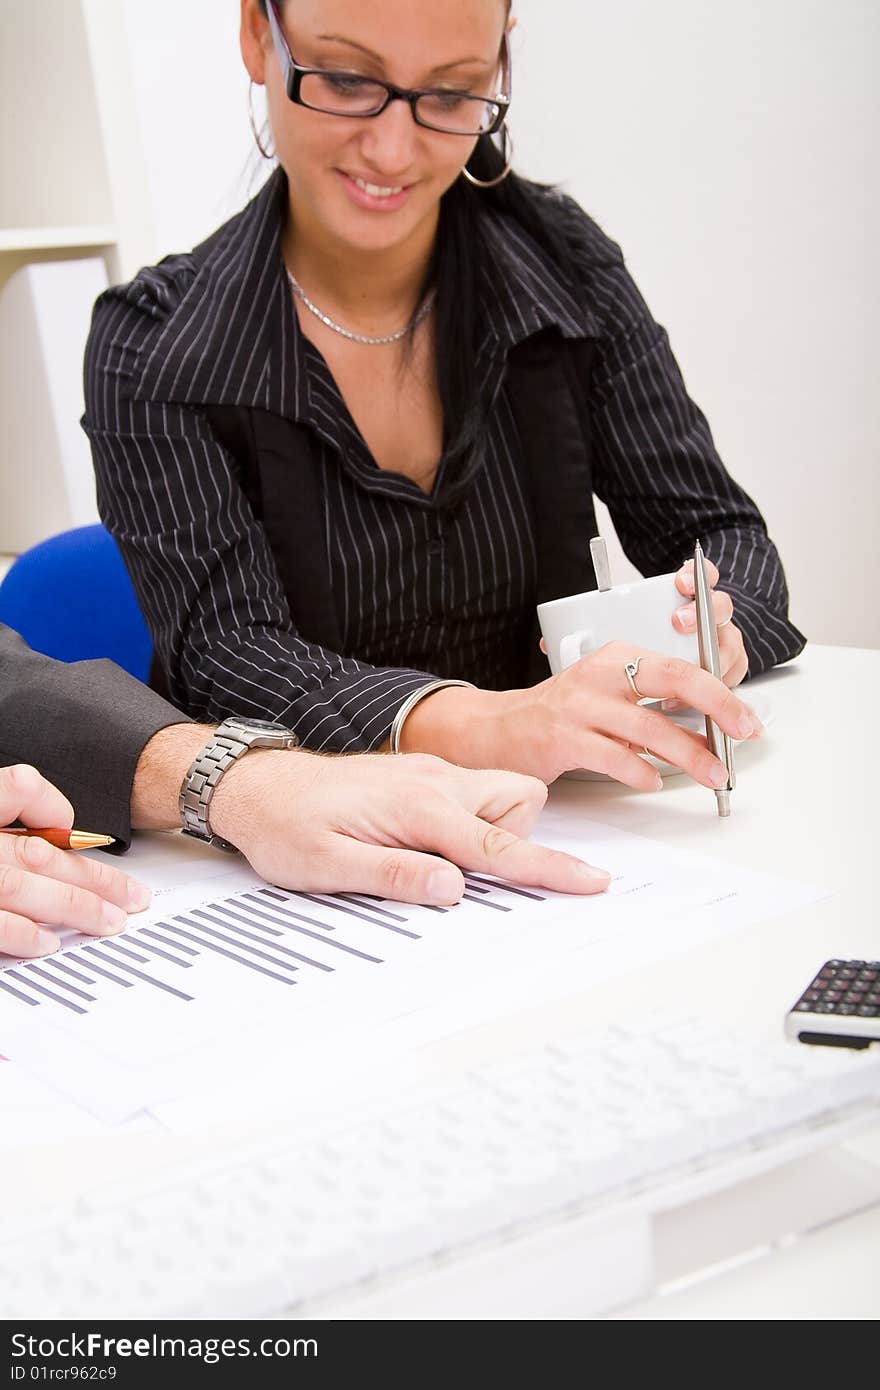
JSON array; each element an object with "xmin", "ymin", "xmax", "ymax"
[{"xmin": 0, "ymin": 819, "xmax": 829, "ymax": 1126}]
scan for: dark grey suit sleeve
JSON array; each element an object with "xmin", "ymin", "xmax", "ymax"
[{"xmin": 0, "ymin": 625, "xmax": 191, "ymax": 851}]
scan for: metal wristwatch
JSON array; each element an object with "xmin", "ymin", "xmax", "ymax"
[{"xmin": 178, "ymin": 717, "xmax": 299, "ymax": 851}]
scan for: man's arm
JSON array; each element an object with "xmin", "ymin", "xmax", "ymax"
[
  {"xmin": 128, "ymin": 725, "xmax": 610, "ymax": 906},
  {"xmin": 0, "ymin": 623, "xmax": 190, "ymax": 847},
  {"xmin": 0, "ymin": 628, "xmax": 609, "ymax": 961}
]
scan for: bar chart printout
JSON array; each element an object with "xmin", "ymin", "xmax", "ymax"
[
  {"xmin": 0, "ymin": 818, "xmax": 826, "ymax": 1121},
  {"xmin": 0, "ymin": 871, "xmax": 555, "ymax": 1117}
]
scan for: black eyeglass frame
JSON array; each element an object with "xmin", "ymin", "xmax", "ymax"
[{"xmin": 265, "ymin": 0, "xmax": 511, "ymax": 136}]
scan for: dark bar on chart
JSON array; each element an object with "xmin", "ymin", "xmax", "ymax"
[
  {"xmin": 197, "ymin": 907, "xmax": 333, "ymax": 972},
  {"xmin": 245, "ymin": 893, "xmax": 336, "ymax": 932},
  {"xmin": 162, "ymin": 922, "xmax": 296, "ymax": 984},
  {"xmin": 102, "ymin": 939, "xmax": 151, "ymax": 961},
  {"xmin": 0, "ymin": 977, "xmax": 39, "ymax": 1006},
  {"xmin": 130, "ymin": 933, "xmax": 193, "ymax": 967},
  {"xmin": 102, "ymin": 940, "xmax": 151, "ymax": 965},
  {"xmin": 286, "ymin": 891, "xmax": 421, "ymax": 937},
  {"xmin": 214, "ymin": 903, "xmax": 282, "ymax": 938},
  {"xmin": 461, "ymin": 881, "xmax": 490, "ymax": 895},
  {"xmin": 45, "ymin": 958, "xmax": 96, "ymax": 986},
  {"xmin": 334, "ymin": 894, "xmax": 409, "ymax": 924},
  {"xmin": 7, "ymin": 971, "xmax": 86, "ymax": 1015},
  {"xmin": 192, "ymin": 910, "xmax": 308, "ymax": 969},
  {"xmin": 67, "ymin": 954, "xmax": 133, "ymax": 988},
  {"xmin": 231, "ymin": 899, "xmax": 383, "ymax": 962},
  {"xmin": 177, "ymin": 916, "xmax": 300, "ymax": 973},
  {"xmin": 83, "ymin": 949, "xmax": 195, "ymax": 1002},
  {"xmin": 463, "ymin": 874, "xmax": 546, "ymax": 902},
  {"xmin": 145, "ymin": 927, "xmax": 199, "ymax": 957},
  {"xmin": 462, "ymin": 892, "xmax": 511, "ymax": 912},
  {"xmin": 23, "ymin": 964, "xmax": 96, "ymax": 1003}
]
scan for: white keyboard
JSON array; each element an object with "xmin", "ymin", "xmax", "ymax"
[{"xmin": 2, "ymin": 1012, "xmax": 878, "ymax": 1320}]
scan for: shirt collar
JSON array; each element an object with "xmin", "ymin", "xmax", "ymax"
[
  {"xmin": 132, "ymin": 168, "xmax": 301, "ymax": 419},
  {"xmin": 476, "ymin": 200, "xmax": 600, "ymax": 355},
  {"xmin": 131, "ymin": 170, "xmax": 599, "ymax": 417}
]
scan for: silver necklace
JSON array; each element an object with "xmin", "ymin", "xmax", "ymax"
[{"xmin": 286, "ymin": 268, "xmax": 435, "ymax": 346}]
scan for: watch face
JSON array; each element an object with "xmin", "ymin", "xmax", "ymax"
[{"xmin": 226, "ymin": 718, "xmax": 291, "ymax": 735}]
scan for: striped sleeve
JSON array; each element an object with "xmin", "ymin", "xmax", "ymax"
[
  {"xmin": 83, "ymin": 297, "xmax": 435, "ymax": 754},
  {"xmin": 585, "ymin": 259, "xmax": 806, "ymax": 675}
]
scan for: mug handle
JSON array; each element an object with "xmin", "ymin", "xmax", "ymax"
[{"xmin": 559, "ymin": 628, "xmax": 594, "ymax": 670}]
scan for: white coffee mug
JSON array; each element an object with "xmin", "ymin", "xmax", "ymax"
[{"xmin": 537, "ymin": 573, "xmax": 698, "ymax": 679}]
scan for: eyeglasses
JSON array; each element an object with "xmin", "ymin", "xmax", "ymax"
[{"xmin": 265, "ymin": 1, "xmax": 511, "ymax": 137}]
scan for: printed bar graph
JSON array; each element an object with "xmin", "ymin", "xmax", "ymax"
[{"xmin": 0, "ymin": 876, "xmax": 546, "ymax": 1021}]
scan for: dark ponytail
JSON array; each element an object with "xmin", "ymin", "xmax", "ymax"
[{"xmin": 431, "ymin": 139, "xmax": 576, "ymax": 503}]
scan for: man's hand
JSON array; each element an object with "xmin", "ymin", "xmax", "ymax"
[
  {"xmin": 0, "ymin": 764, "xmax": 151, "ymax": 959},
  {"xmin": 131, "ymin": 725, "xmax": 609, "ymax": 904},
  {"xmin": 209, "ymin": 750, "xmax": 610, "ymax": 904}
]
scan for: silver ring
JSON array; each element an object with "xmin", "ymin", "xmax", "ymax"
[{"xmin": 624, "ymin": 658, "xmax": 648, "ymax": 700}]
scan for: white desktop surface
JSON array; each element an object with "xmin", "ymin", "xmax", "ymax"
[
  {"xmin": 306, "ymin": 643, "xmax": 880, "ymax": 1319},
  {"xmin": 3, "ymin": 644, "xmax": 878, "ymax": 1320}
]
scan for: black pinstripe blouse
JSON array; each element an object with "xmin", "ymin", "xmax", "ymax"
[{"xmin": 83, "ymin": 170, "xmax": 804, "ymax": 753}]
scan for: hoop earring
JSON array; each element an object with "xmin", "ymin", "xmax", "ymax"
[
  {"xmin": 462, "ymin": 127, "xmax": 514, "ymax": 189},
  {"xmin": 248, "ymin": 79, "xmax": 275, "ymax": 160}
]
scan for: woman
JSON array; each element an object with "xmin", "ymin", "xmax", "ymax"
[{"xmin": 84, "ymin": 0, "xmax": 803, "ymax": 793}]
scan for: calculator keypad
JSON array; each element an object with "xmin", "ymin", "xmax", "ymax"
[{"xmin": 793, "ymin": 960, "xmax": 880, "ymax": 1017}]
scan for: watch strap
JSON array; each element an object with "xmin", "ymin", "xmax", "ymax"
[
  {"xmin": 179, "ymin": 718, "xmax": 297, "ymax": 851},
  {"xmin": 179, "ymin": 730, "xmax": 252, "ymax": 851}
]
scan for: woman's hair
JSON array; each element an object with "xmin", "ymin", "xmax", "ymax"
[
  {"xmin": 432, "ymin": 149, "xmax": 573, "ymax": 499},
  {"xmin": 258, "ymin": 1, "xmax": 577, "ymax": 495}
]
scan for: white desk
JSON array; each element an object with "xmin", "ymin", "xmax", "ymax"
[
  {"xmin": 4, "ymin": 645, "xmax": 878, "ymax": 1319},
  {"xmin": 306, "ymin": 644, "xmax": 880, "ymax": 1319}
]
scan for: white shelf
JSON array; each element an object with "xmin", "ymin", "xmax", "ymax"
[
  {"xmin": 0, "ymin": 0, "xmax": 152, "ymax": 554},
  {"xmin": 0, "ymin": 225, "xmax": 117, "ymax": 255},
  {"xmin": 0, "ymin": 0, "xmax": 113, "ymax": 235}
]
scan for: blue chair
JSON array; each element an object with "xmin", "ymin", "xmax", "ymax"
[{"xmin": 0, "ymin": 524, "xmax": 153, "ymax": 681}]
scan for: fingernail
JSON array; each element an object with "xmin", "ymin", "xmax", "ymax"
[
  {"xmin": 427, "ymin": 868, "xmax": 463, "ymax": 904},
  {"xmin": 737, "ymin": 713, "xmax": 763, "ymax": 739},
  {"xmin": 676, "ymin": 606, "xmax": 696, "ymax": 630},
  {"xmin": 576, "ymin": 863, "xmax": 610, "ymax": 884},
  {"xmin": 100, "ymin": 901, "xmax": 127, "ymax": 934},
  {"xmin": 35, "ymin": 931, "xmax": 58, "ymax": 956},
  {"xmin": 651, "ymin": 772, "xmax": 663, "ymax": 791},
  {"xmin": 126, "ymin": 880, "xmax": 151, "ymax": 912},
  {"xmin": 709, "ymin": 761, "xmax": 729, "ymax": 788}
]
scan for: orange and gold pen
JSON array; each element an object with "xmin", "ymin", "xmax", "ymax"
[{"xmin": 2, "ymin": 828, "xmax": 115, "ymax": 850}]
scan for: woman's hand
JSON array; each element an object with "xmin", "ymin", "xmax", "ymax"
[
  {"xmin": 672, "ymin": 558, "xmax": 749, "ymax": 688},
  {"xmin": 403, "ymin": 645, "xmax": 764, "ymax": 791},
  {"xmin": 0, "ymin": 764, "xmax": 151, "ymax": 959}
]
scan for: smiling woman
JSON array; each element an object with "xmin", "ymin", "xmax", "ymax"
[
  {"xmin": 82, "ymin": 0, "xmax": 804, "ymax": 796},
  {"xmin": 249, "ymin": 0, "xmax": 516, "ymax": 488}
]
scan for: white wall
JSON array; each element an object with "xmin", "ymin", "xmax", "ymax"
[
  {"xmin": 117, "ymin": 0, "xmax": 259, "ymax": 260},
  {"xmin": 18, "ymin": 1, "xmax": 880, "ymax": 647},
  {"xmin": 511, "ymin": 0, "xmax": 880, "ymax": 648}
]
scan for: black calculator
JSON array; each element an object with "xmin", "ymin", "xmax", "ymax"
[{"xmin": 785, "ymin": 959, "xmax": 880, "ymax": 1049}]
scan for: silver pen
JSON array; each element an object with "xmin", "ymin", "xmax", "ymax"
[{"xmin": 693, "ymin": 540, "xmax": 736, "ymax": 817}]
